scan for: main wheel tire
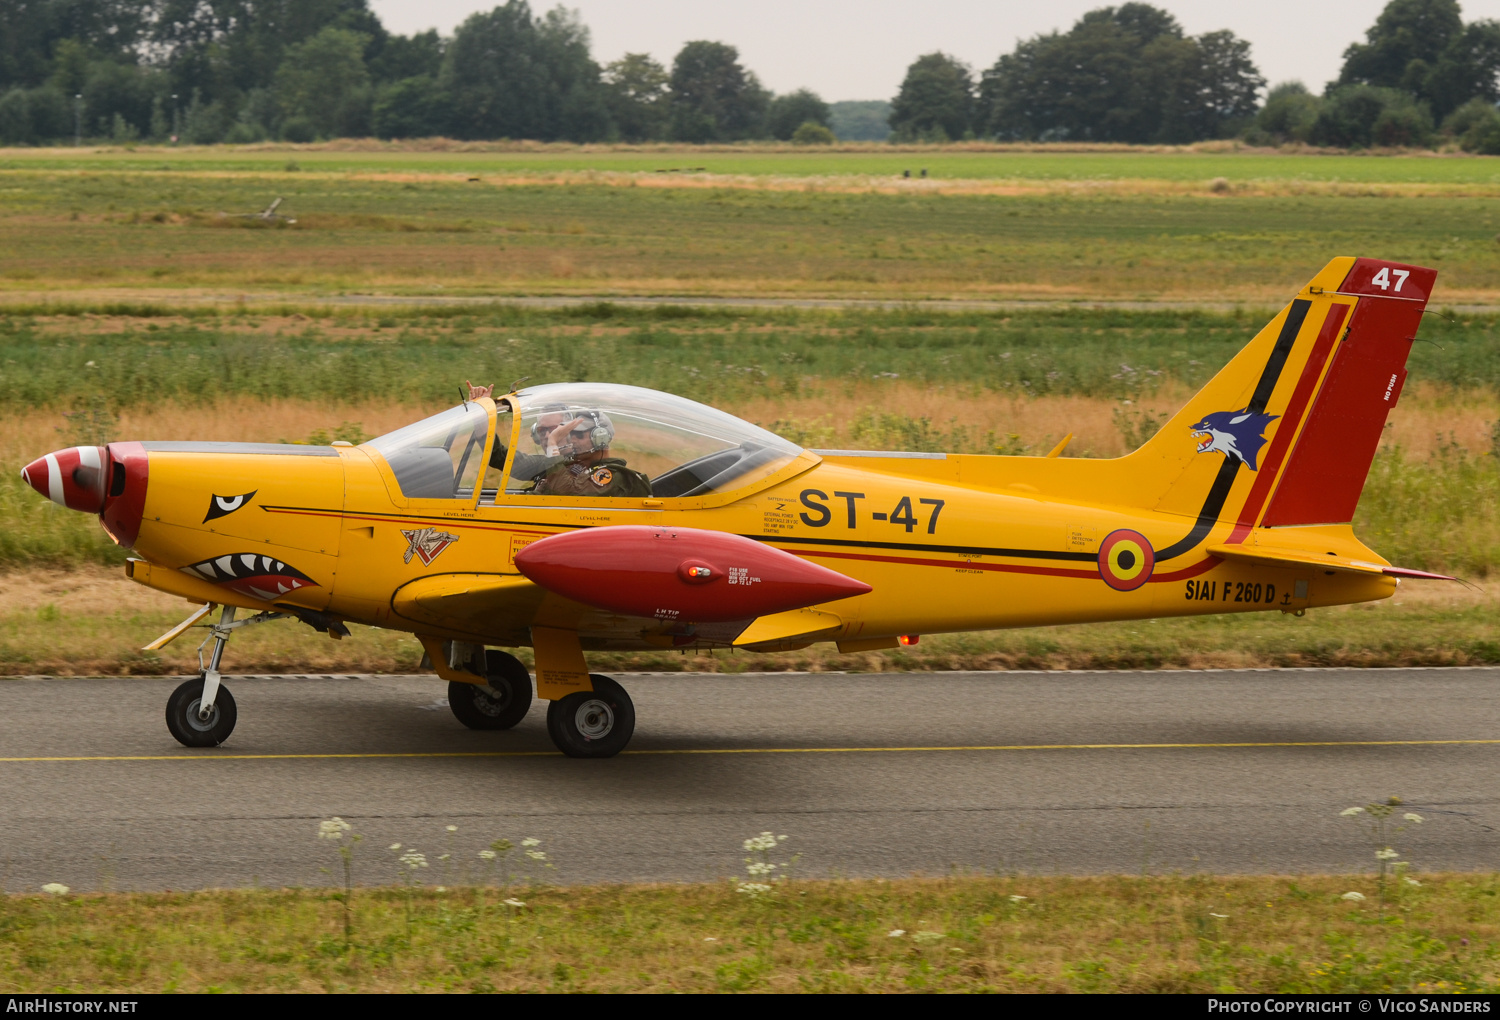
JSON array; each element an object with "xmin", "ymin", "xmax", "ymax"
[
  {"xmin": 545, "ymin": 674, "xmax": 635, "ymax": 759},
  {"xmin": 448, "ymin": 650, "xmax": 533, "ymax": 730},
  {"xmin": 165, "ymin": 676, "xmax": 238, "ymax": 747}
]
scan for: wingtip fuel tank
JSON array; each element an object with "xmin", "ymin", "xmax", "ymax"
[{"xmin": 514, "ymin": 525, "xmax": 872, "ymax": 623}]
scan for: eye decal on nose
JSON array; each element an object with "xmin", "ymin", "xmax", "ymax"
[{"xmin": 203, "ymin": 490, "xmax": 258, "ymax": 523}]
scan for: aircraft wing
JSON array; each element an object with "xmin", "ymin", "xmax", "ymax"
[
  {"xmin": 390, "ymin": 573, "xmax": 549, "ymax": 637},
  {"xmin": 1205, "ymin": 544, "xmax": 1454, "ymax": 581}
]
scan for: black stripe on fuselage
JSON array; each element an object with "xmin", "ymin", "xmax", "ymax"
[
  {"xmin": 1155, "ymin": 298, "xmax": 1311, "ymax": 562},
  {"xmin": 743, "ymin": 533, "xmax": 1099, "ymax": 561},
  {"xmin": 262, "ymin": 505, "xmax": 1096, "ymax": 564}
]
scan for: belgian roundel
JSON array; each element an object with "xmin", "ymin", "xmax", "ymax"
[{"xmin": 1098, "ymin": 529, "xmax": 1154, "ymax": 591}]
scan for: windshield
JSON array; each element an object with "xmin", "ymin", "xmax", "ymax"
[
  {"xmin": 366, "ymin": 403, "xmax": 490, "ymax": 499},
  {"xmin": 503, "ymin": 383, "xmax": 803, "ymax": 498}
]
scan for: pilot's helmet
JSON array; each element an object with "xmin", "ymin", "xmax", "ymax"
[
  {"xmin": 530, "ymin": 406, "xmax": 615, "ymax": 451},
  {"xmin": 570, "ymin": 409, "xmax": 615, "ymax": 452}
]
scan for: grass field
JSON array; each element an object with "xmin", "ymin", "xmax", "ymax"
[
  {"xmin": 0, "ymin": 146, "xmax": 1494, "ymax": 673},
  {"xmin": 4, "ymin": 873, "xmax": 1497, "ymax": 992},
  {"xmin": 11, "ymin": 141, "xmax": 1500, "ymax": 185},
  {"xmin": 4, "ymin": 146, "xmax": 1500, "ymax": 301}
]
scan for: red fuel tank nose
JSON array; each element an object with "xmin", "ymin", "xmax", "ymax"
[
  {"xmin": 20, "ymin": 446, "xmax": 107, "ymax": 513},
  {"xmin": 514, "ymin": 526, "xmax": 872, "ymax": 623}
]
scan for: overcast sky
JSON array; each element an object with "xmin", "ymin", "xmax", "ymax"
[{"xmin": 369, "ymin": 0, "xmax": 1500, "ymax": 102}]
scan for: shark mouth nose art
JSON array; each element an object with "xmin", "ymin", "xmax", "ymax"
[{"xmin": 180, "ymin": 553, "xmax": 318, "ymax": 601}]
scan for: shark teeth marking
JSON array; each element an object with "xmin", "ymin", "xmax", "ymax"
[{"xmin": 178, "ymin": 552, "xmax": 319, "ymax": 601}]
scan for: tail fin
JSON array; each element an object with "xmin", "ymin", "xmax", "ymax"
[{"xmin": 1130, "ymin": 257, "xmax": 1434, "ymax": 556}]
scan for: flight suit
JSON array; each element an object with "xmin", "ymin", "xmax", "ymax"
[{"xmin": 534, "ymin": 457, "xmax": 652, "ymax": 498}]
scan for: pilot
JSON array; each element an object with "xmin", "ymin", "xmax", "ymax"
[
  {"xmin": 466, "ymin": 382, "xmax": 652, "ymax": 498},
  {"xmin": 529, "ymin": 409, "xmax": 652, "ymax": 497}
]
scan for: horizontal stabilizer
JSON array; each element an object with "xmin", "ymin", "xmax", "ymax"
[{"xmin": 1206, "ymin": 544, "xmax": 1454, "ymax": 580}]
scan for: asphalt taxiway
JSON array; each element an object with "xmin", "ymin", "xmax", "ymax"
[{"xmin": 3, "ymin": 668, "xmax": 1498, "ymax": 891}]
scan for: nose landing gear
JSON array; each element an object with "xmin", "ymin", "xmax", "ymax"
[{"xmin": 164, "ymin": 604, "xmax": 285, "ymax": 748}]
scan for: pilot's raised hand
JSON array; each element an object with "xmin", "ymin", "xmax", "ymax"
[
  {"xmin": 543, "ymin": 417, "xmax": 587, "ymax": 457},
  {"xmin": 465, "ymin": 379, "xmax": 495, "ymax": 401}
]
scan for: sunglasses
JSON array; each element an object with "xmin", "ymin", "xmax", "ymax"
[{"xmin": 531, "ymin": 423, "xmax": 596, "ymax": 443}]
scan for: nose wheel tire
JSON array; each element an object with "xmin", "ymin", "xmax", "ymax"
[
  {"xmin": 448, "ymin": 650, "xmax": 534, "ymax": 731},
  {"xmin": 546, "ymin": 675, "xmax": 634, "ymax": 758},
  {"xmin": 165, "ymin": 676, "xmax": 238, "ymax": 747}
]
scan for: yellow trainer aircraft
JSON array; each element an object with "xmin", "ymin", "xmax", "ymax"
[{"xmin": 22, "ymin": 257, "xmax": 1451, "ymax": 757}]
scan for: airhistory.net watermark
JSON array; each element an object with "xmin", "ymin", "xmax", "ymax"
[{"xmin": 4, "ymin": 1001, "xmax": 139, "ymax": 1014}]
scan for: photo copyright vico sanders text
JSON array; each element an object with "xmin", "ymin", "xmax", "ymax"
[{"xmin": 1210, "ymin": 1002, "xmax": 1491, "ymax": 1014}]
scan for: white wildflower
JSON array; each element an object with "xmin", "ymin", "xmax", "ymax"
[
  {"xmin": 40, "ymin": 883, "xmax": 69, "ymax": 895},
  {"xmin": 742, "ymin": 831, "xmax": 781, "ymax": 853},
  {"xmin": 318, "ymin": 817, "xmax": 351, "ymax": 840},
  {"xmin": 1403, "ymin": 813, "xmax": 1424, "ymax": 824},
  {"xmin": 1009, "ymin": 895, "xmax": 1028, "ymax": 903},
  {"xmin": 745, "ymin": 861, "xmax": 777, "ymax": 877},
  {"xmin": 388, "ymin": 843, "xmax": 402, "ymax": 850},
  {"xmin": 1342, "ymin": 891, "xmax": 1366, "ymax": 902},
  {"xmin": 703, "ymin": 937, "xmax": 717, "ymax": 942},
  {"xmin": 1340, "ymin": 806, "xmax": 1365, "ymax": 816},
  {"xmin": 1405, "ymin": 877, "xmax": 1422, "ymax": 887},
  {"xmin": 438, "ymin": 853, "xmax": 451, "ymax": 861},
  {"xmin": 525, "ymin": 849, "xmax": 547, "ymax": 861},
  {"xmin": 1209, "ymin": 913, "xmax": 1229, "ymax": 919},
  {"xmin": 913, "ymin": 931, "xmax": 945, "ymax": 944},
  {"xmin": 521, "ymin": 837, "xmax": 541, "ymax": 847},
  {"xmin": 503, "ymin": 897, "xmax": 526, "ymax": 908},
  {"xmin": 446, "ymin": 825, "xmax": 458, "ymax": 832},
  {"xmin": 888, "ymin": 929, "xmax": 906, "ymax": 937},
  {"xmin": 478, "ymin": 850, "xmax": 497, "ymax": 860},
  {"xmin": 1376, "ymin": 848, "xmax": 1399, "ymax": 860},
  {"xmin": 400, "ymin": 850, "xmax": 428, "ymax": 870},
  {"xmin": 736, "ymin": 882, "xmax": 772, "ymax": 898}
]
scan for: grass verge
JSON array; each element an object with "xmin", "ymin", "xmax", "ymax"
[{"xmin": 3, "ymin": 874, "xmax": 1497, "ymax": 992}]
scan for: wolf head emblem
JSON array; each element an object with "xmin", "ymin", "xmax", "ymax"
[{"xmin": 1190, "ymin": 409, "xmax": 1278, "ymax": 471}]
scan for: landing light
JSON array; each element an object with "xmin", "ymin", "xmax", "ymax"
[{"xmin": 899, "ymin": 635, "xmax": 920, "ymax": 646}]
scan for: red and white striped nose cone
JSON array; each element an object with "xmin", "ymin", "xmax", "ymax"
[{"xmin": 20, "ymin": 446, "xmax": 107, "ymax": 513}]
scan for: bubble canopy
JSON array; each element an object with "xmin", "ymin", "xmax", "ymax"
[{"xmin": 505, "ymin": 383, "xmax": 805, "ymax": 499}]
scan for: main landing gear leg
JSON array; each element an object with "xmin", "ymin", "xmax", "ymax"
[
  {"xmin": 165, "ymin": 606, "xmax": 285, "ymax": 748},
  {"xmin": 531, "ymin": 627, "xmax": 635, "ymax": 758}
]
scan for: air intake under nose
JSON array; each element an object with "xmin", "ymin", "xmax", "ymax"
[{"xmin": 20, "ymin": 446, "xmax": 107, "ymax": 513}]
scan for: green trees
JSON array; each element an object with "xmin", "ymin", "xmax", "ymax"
[
  {"xmin": 1254, "ymin": 0, "xmax": 1500, "ymax": 149},
  {"xmin": 978, "ymin": 5, "xmax": 1261, "ymax": 142},
  {"xmin": 441, "ymin": 3, "xmax": 608, "ymax": 142},
  {"xmin": 16, "ymin": 0, "xmax": 1493, "ymax": 150},
  {"xmin": 1313, "ymin": 84, "xmax": 1435, "ymax": 146},
  {"xmin": 603, "ymin": 53, "xmax": 669, "ymax": 142},
  {"xmin": 274, "ymin": 27, "xmax": 373, "ymax": 139},
  {"xmin": 1335, "ymin": 0, "xmax": 1500, "ymax": 122},
  {"xmin": 667, "ymin": 41, "xmax": 768, "ymax": 142},
  {"xmin": 1251, "ymin": 82, "xmax": 1321, "ymax": 144},
  {"xmin": 889, "ymin": 53, "xmax": 973, "ymax": 142},
  {"xmin": 829, "ymin": 101, "xmax": 891, "ymax": 141},
  {"xmin": 767, "ymin": 88, "xmax": 831, "ymax": 140}
]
